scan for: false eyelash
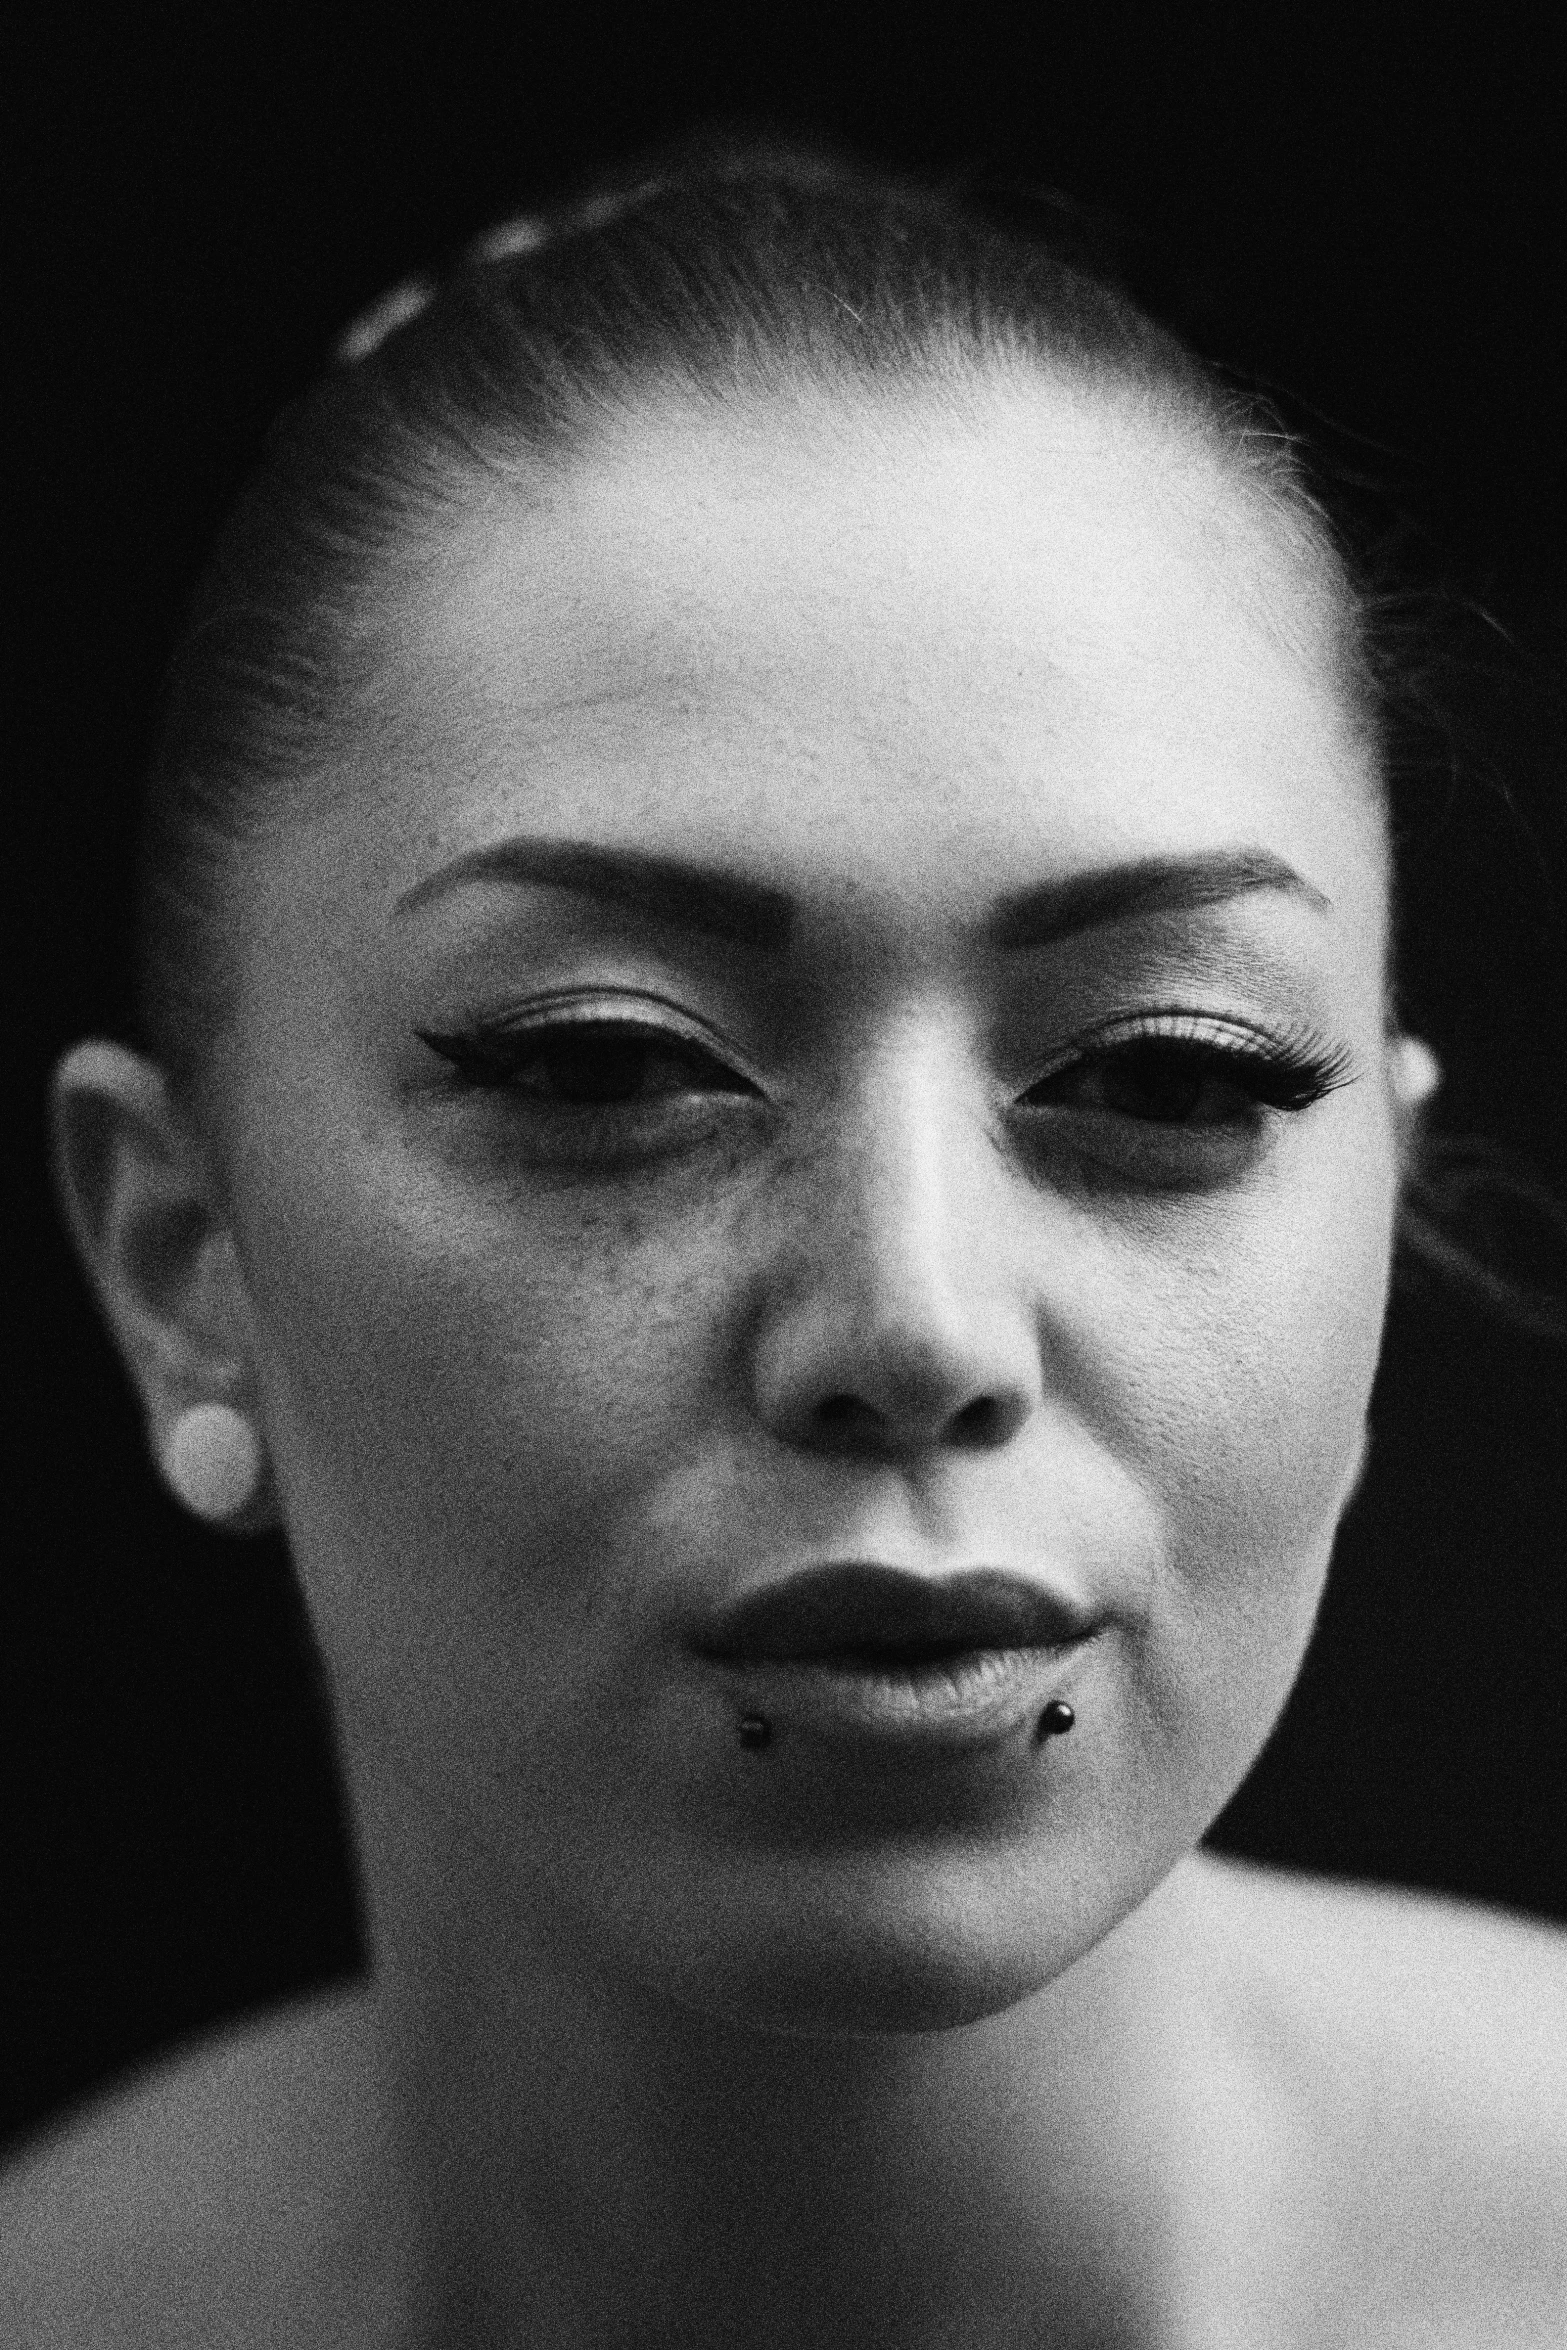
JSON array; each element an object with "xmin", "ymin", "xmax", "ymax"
[
  {"xmin": 414, "ymin": 996, "xmax": 750, "ymax": 1092},
  {"xmin": 1022, "ymin": 1011, "xmax": 1357, "ymax": 1114},
  {"xmin": 415, "ymin": 1002, "xmax": 1357, "ymax": 1124}
]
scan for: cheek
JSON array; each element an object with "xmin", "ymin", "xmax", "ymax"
[
  {"xmin": 231, "ymin": 1120, "xmax": 740, "ymax": 1711},
  {"xmin": 1182, "ymin": 1167, "xmax": 1390, "ymax": 1543},
  {"xmin": 1095, "ymin": 1120, "xmax": 1398, "ymax": 1792}
]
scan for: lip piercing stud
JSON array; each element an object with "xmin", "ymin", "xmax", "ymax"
[
  {"xmin": 1036, "ymin": 1700, "xmax": 1076, "ymax": 1742},
  {"xmin": 737, "ymin": 1713, "xmax": 773, "ymax": 1751}
]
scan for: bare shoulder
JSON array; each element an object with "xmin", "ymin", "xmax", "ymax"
[
  {"xmin": 1191, "ymin": 1849, "xmax": 1567, "ymax": 2344},
  {"xmin": 1194, "ymin": 1847, "xmax": 1567, "ymax": 2125},
  {"xmin": 0, "ymin": 1982, "xmax": 393, "ymax": 2349}
]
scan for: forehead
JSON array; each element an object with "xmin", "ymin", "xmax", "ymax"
[{"xmin": 328, "ymin": 376, "xmax": 1386, "ymax": 930}]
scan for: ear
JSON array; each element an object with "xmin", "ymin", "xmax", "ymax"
[
  {"xmin": 1385, "ymin": 1033, "xmax": 1441, "ymax": 1181},
  {"xmin": 48, "ymin": 1039, "xmax": 278, "ymax": 1534}
]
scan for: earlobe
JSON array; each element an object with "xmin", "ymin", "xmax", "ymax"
[{"xmin": 49, "ymin": 1040, "xmax": 275, "ymax": 1530}]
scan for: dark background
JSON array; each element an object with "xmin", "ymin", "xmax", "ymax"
[{"xmin": 6, "ymin": 3, "xmax": 1565, "ymax": 2153}]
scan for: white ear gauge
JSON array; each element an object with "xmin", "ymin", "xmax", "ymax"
[
  {"xmin": 159, "ymin": 1403, "xmax": 263, "ymax": 1522},
  {"xmin": 1389, "ymin": 1036, "xmax": 1442, "ymax": 1107}
]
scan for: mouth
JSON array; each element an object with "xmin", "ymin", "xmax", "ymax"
[
  {"xmin": 691, "ymin": 1560, "xmax": 1094, "ymax": 1662},
  {"xmin": 689, "ymin": 1562, "xmax": 1098, "ymax": 1753}
]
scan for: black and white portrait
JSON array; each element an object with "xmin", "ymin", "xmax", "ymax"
[{"xmin": 6, "ymin": 12, "xmax": 1565, "ymax": 2344}]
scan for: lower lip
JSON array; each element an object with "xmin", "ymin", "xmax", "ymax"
[{"xmin": 706, "ymin": 1644, "xmax": 1089, "ymax": 1754}]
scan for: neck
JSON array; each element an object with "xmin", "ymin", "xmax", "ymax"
[{"xmin": 334, "ymin": 1742, "xmax": 1229, "ymax": 2350}]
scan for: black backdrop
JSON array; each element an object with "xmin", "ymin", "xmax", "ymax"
[{"xmin": 6, "ymin": 3, "xmax": 1565, "ymax": 2153}]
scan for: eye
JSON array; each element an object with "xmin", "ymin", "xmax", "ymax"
[
  {"xmin": 1016, "ymin": 1015, "xmax": 1354, "ymax": 1145},
  {"xmin": 1027, "ymin": 1039, "xmax": 1287, "ymax": 1125},
  {"xmin": 415, "ymin": 1012, "xmax": 760, "ymax": 1110}
]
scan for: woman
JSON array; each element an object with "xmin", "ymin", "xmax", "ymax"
[{"xmin": 6, "ymin": 131, "xmax": 1564, "ymax": 2346}]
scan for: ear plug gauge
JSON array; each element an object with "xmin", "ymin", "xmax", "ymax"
[{"xmin": 159, "ymin": 1403, "xmax": 263, "ymax": 1522}]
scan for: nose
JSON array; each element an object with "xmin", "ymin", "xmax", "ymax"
[{"xmin": 749, "ymin": 1033, "xmax": 1043, "ymax": 1460}]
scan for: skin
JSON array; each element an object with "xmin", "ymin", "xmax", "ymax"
[{"xmin": 40, "ymin": 371, "xmax": 1477, "ymax": 2346}]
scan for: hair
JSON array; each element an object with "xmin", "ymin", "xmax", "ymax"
[{"xmin": 134, "ymin": 122, "xmax": 1387, "ymax": 1139}]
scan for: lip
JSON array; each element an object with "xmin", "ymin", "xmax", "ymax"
[
  {"xmin": 692, "ymin": 1560, "xmax": 1095, "ymax": 1663},
  {"xmin": 690, "ymin": 1562, "xmax": 1098, "ymax": 1754}
]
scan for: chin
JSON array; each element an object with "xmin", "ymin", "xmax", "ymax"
[
  {"xmin": 677, "ymin": 1948, "xmax": 1063, "ymax": 2040},
  {"xmin": 734, "ymin": 1970, "xmax": 1053, "ymax": 2040},
  {"xmin": 654, "ymin": 1844, "xmax": 1121, "ymax": 2041}
]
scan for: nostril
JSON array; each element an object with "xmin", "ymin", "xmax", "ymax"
[
  {"xmin": 807, "ymin": 1389, "xmax": 1018, "ymax": 1452},
  {"xmin": 810, "ymin": 1393, "xmax": 909, "ymax": 1456},
  {"xmin": 951, "ymin": 1394, "xmax": 1012, "ymax": 1448}
]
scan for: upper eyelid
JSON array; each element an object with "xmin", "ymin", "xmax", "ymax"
[
  {"xmin": 1023, "ymin": 1009, "xmax": 1304, "ymax": 1078},
  {"xmin": 465, "ymin": 988, "xmax": 703, "ymax": 1027},
  {"xmin": 419, "ymin": 995, "xmax": 767, "ymax": 1088},
  {"xmin": 436, "ymin": 992, "xmax": 731, "ymax": 1052},
  {"xmin": 427, "ymin": 999, "xmax": 1304, "ymax": 1071},
  {"xmin": 450, "ymin": 994, "xmax": 1280, "ymax": 1036}
]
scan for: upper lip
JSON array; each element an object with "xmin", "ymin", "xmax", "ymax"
[{"xmin": 690, "ymin": 1562, "xmax": 1096, "ymax": 1664}]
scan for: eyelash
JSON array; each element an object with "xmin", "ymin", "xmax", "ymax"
[
  {"xmin": 416, "ymin": 997, "xmax": 757, "ymax": 1105},
  {"xmin": 1018, "ymin": 1010, "xmax": 1355, "ymax": 1119},
  {"xmin": 414, "ymin": 997, "xmax": 1356, "ymax": 1158}
]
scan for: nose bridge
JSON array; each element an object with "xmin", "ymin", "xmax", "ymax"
[
  {"xmin": 750, "ymin": 1017, "xmax": 1042, "ymax": 1454},
  {"xmin": 826, "ymin": 1020, "xmax": 984, "ymax": 1303}
]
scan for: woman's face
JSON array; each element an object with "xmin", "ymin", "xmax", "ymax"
[{"xmin": 217, "ymin": 379, "xmax": 1404, "ymax": 2032}]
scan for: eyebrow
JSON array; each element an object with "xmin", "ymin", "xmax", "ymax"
[
  {"xmin": 984, "ymin": 846, "xmax": 1333, "ymax": 948},
  {"xmin": 393, "ymin": 837, "xmax": 1330, "ymax": 949},
  {"xmin": 395, "ymin": 837, "xmax": 796, "ymax": 947}
]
